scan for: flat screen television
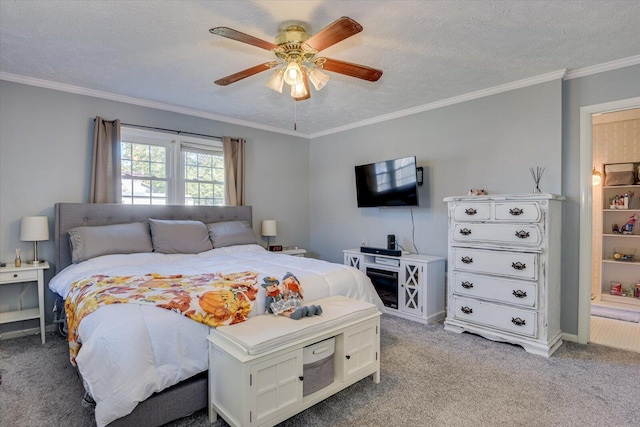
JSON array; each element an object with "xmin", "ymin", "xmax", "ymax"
[{"xmin": 355, "ymin": 156, "xmax": 419, "ymax": 207}]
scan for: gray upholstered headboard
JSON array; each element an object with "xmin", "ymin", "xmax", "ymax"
[{"xmin": 54, "ymin": 203, "xmax": 253, "ymax": 273}]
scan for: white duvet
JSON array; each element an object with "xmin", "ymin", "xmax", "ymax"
[{"xmin": 49, "ymin": 244, "xmax": 383, "ymax": 426}]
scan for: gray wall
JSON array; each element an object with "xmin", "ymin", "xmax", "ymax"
[
  {"xmin": 309, "ymin": 80, "xmax": 562, "ymax": 262},
  {"xmin": 0, "ymin": 80, "xmax": 309, "ymax": 331}
]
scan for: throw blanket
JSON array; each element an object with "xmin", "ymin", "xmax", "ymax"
[{"xmin": 65, "ymin": 271, "xmax": 258, "ymax": 364}]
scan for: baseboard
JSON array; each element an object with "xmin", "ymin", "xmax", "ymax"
[
  {"xmin": 0, "ymin": 324, "xmax": 57, "ymax": 341},
  {"xmin": 562, "ymin": 332, "xmax": 578, "ymax": 343}
]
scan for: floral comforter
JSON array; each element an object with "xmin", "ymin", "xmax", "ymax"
[{"xmin": 65, "ymin": 271, "xmax": 258, "ymax": 365}]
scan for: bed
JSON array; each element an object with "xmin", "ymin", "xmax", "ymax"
[{"xmin": 50, "ymin": 203, "xmax": 384, "ymax": 427}]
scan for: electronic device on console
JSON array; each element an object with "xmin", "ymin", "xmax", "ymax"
[{"xmin": 360, "ymin": 246, "xmax": 401, "ymax": 257}]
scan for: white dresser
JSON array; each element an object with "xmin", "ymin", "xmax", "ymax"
[{"xmin": 443, "ymin": 194, "xmax": 564, "ymax": 357}]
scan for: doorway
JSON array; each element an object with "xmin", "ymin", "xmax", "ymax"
[{"xmin": 578, "ymin": 97, "xmax": 640, "ymax": 352}]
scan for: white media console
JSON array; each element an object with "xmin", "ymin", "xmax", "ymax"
[{"xmin": 343, "ymin": 249, "xmax": 446, "ymax": 324}]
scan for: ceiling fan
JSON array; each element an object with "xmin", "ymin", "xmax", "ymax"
[{"xmin": 209, "ymin": 17, "xmax": 383, "ymax": 101}]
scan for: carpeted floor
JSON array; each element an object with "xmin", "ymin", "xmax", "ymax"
[{"xmin": 1, "ymin": 315, "xmax": 639, "ymax": 426}]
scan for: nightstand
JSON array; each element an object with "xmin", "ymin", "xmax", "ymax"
[
  {"xmin": 0, "ymin": 261, "xmax": 49, "ymax": 343},
  {"xmin": 281, "ymin": 248, "xmax": 307, "ymax": 257}
]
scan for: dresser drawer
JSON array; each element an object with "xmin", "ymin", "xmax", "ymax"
[
  {"xmin": 0, "ymin": 269, "xmax": 38, "ymax": 283},
  {"xmin": 495, "ymin": 202, "xmax": 541, "ymax": 222},
  {"xmin": 452, "ymin": 203, "xmax": 491, "ymax": 221},
  {"xmin": 452, "ymin": 272, "xmax": 537, "ymax": 307},
  {"xmin": 453, "ymin": 248, "xmax": 538, "ymax": 280},
  {"xmin": 452, "ymin": 223, "xmax": 542, "ymax": 247},
  {"xmin": 453, "ymin": 297, "xmax": 536, "ymax": 337}
]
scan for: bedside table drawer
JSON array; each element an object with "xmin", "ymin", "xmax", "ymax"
[{"xmin": 0, "ymin": 269, "xmax": 38, "ymax": 283}]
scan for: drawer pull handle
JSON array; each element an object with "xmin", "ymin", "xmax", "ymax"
[
  {"xmin": 511, "ymin": 317, "xmax": 526, "ymax": 326},
  {"xmin": 465, "ymin": 208, "xmax": 477, "ymax": 215},
  {"xmin": 299, "ymin": 376, "xmax": 304, "ymax": 381},
  {"xmin": 461, "ymin": 256, "xmax": 473, "ymax": 264},
  {"xmin": 14, "ymin": 274, "xmax": 18, "ymax": 278},
  {"xmin": 511, "ymin": 262, "xmax": 526, "ymax": 270},
  {"xmin": 509, "ymin": 208, "xmax": 524, "ymax": 216},
  {"xmin": 461, "ymin": 281, "xmax": 474, "ymax": 289},
  {"xmin": 459, "ymin": 228, "xmax": 472, "ymax": 236},
  {"xmin": 345, "ymin": 355, "xmax": 351, "ymax": 360},
  {"xmin": 515, "ymin": 230, "xmax": 530, "ymax": 239},
  {"xmin": 460, "ymin": 306, "xmax": 473, "ymax": 314},
  {"xmin": 512, "ymin": 289, "xmax": 527, "ymax": 298}
]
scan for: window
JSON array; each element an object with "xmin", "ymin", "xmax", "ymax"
[{"xmin": 120, "ymin": 127, "xmax": 224, "ymax": 205}]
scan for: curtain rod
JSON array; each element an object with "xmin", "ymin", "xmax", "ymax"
[{"xmin": 94, "ymin": 119, "xmax": 222, "ymax": 140}]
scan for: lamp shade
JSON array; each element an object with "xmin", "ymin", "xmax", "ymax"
[
  {"xmin": 261, "ymin": 220, "xmax": 277, "ymax": 237},
  {"xmin": 592, "ymin": 167, "xmax": 602, "ymax": 186},
  {"xmin": 20, "ymin": 216, "xmax": 50, "ymax": 241}
]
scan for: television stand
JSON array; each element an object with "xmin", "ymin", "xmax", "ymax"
[{"xmin": 343, "ymin": 249, "xmax": 445, "ymax": 324}]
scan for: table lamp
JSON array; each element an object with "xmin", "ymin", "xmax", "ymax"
[
  {"xmin": 261, "ymin": 220, "xmax": 277, "ymax": 249},
  {"xmin": 20, "ymin": 216, "xmax": 49, "ymax": 264}
]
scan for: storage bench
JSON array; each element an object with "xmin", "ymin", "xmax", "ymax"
[{"xmin": 208, "ymin": 295, "xmax": 382, "ymax": 427}]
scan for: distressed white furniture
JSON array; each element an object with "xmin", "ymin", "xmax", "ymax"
[
  {"xmin": 443, "ymin": 194, "xmax": 564, "ymax": 357},
  {"xmin": 208, "ymin": 296, "xmax": 381, "ymax": 427},
  {"xmin": 0, "ymin": 261, "xmax": 49, "ymax": 343},
  {"xmin": 343, "ymin": 249, "xmax": 446, "ymax": 324}
]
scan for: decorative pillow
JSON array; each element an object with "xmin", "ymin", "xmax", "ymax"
[
  {"xmin": 69, "ymin": 222, "xmax": 153, "ymax": 263},
  {"xmin": 207, "ymin": 220, "xmax": 258, "ymax": 248},
  {"xmin": 148, "ymin": 219, "xmax": 213, "ymax": 254}
]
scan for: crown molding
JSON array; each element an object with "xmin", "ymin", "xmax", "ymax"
[
  {"xmin": 309, "ymin": 69, "xmax": 568, "ymax": 138},
  {"xmin": 0, "ymin": 72, "xmax": 307, "ymax": 138},
  {"xmin": 564, "ymin": 55, "xmax": 640, "ymax": 80}
]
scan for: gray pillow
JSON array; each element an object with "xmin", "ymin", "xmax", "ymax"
[
  {"xmin": 149, "ymin": 219, "xmax": 213, "ymax": 254},
  {"xmin": 207, "ymin": 220, "xmax": 258, "ymax": 248},
  {"xmin": 69, "ymin": 222, "xmax": 153, "ymax": 263}
]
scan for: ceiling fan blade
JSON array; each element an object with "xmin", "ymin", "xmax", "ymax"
[
  {"xmin": 214, "ymin": 61, "xmax": 279, "ymax": 86},
  {"xmin": 209, "ymin": 27, "xmax": 278, "ymax": 51},
  {"xmin": 294, "ymin": 71, "xmax": 311, "ymax": 102},
  {"xmin": 305, "ymin": 17, "xmax": 363, "ymax": 52},
  {"xmin": 318, "ymin": 58, "xmax": 383, "ymax": 82}
]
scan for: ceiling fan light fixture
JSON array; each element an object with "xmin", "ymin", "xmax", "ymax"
[
  {"xmin": 283, "ymin": 61, "xmax": 303, "ymax": 86},
  {"xmin": 308, "ymin": 67, "xmax": 329, "ymax": 91},
  {"xmin": 290, "ymin": 78, "xmax": 308, "ymax": 98},
  {"xmin": 266, "ymin": 68, "xmax": 284, "ymax": 93}
]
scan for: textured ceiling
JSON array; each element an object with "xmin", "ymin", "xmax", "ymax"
[{"xmin": 1, "ymin": 1, "xmax": 639, "ymax": 136}]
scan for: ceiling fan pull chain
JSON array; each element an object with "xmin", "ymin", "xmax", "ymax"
[{"xmin": 294, "ymin": 98, "xmax": 297, "ymax": 131}]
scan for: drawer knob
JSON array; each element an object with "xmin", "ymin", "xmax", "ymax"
[
  {"xmin": 459, "ymin": 228, "xmax": 472, "ymax": 236},
  {"xmin": 13, "ymin": 273, "xmax": 18, "ymax": 278},
  {"xmin": 345, "ymin": 355, "xmax": 351, "ymax": 360},
  {"xmin": 509, "ymin": 207, "xmax": 524, "ymax": 216},
  {"xmin": 515, "ymin": 230, "xmax": 530, "ymax": 239},
  {"xmin": 511, "ymin": 262, "xmax": 526, "ymax": 270},
  {"xmin": 461, "ymin": 281, "xmax": 474, "ymax": 289},
  {"xmin": 460, "ymin": 306, "xmax": 473, "ymax": 314},
  {"xmin": 465, "ymin": 208, "xmax": 477, "ymax": 215},
  {"xmin": 461, "ymin": 256, "xmax": 473, "ymax": 264},
  {"xmin": 512, "ymin": 289, "xmax": 527, "ymax": 298},
  {"xmin": 511, "ymin": 317, "xmax": 526, "ymax": 326}
]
